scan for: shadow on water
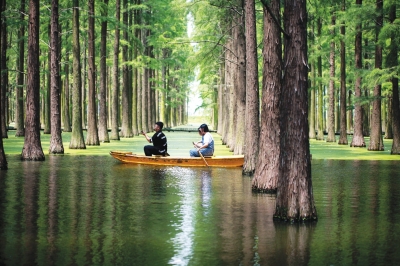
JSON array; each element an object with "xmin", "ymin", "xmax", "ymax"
[{"xmin": 0, "ymin": 156, "xmax": 400, "ymax": 265}]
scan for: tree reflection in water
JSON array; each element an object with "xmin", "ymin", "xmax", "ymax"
[{"xmin": 0, "ymin": 157, "xmax": 400, "ymax": 265}]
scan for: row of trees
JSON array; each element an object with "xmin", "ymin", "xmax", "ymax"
[
  {"xmin": 0, "ymin": 0, "xmax": 193, "ymax": 166},
  {"xmin": 194, "ymin": 0, "xmax": 399, "ymax": 158},
  {"xmin": 190, "ymin": 0, "xmax": 398, "ymax": 221}
]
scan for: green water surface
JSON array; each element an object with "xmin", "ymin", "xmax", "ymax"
[{"xmin": 0, "ymin": 156, "xmax": 399, "ymax": 265}]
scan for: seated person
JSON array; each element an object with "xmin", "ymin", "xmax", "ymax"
[
  {"xmin": 190, "ymin": 124, "xmax": 214, "ymax": 157},
  {"xmin": 141, "ymin": 122, "xmax": 168, "ymax": 156}
]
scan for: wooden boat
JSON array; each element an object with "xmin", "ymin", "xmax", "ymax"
[{"xmin": 110, "ymin": 151, "xmax": 244, "ymax": 168}]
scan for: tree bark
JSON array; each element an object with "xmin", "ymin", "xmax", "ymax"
[
  {"xmin": 15, "ymin": 0, "xmax": 26, "ymax": 137},
  {"xmin": 62, "ymin": 53, "xmax": 71, "ymax": 132},
  {"xmin": 233, "ymin": 0, "xmax": 246, "ymax": 156},
  {"xmin": 131, "ymin": 1, "xmax": 139, "ymax": 135},
  {"xmin": 86, "ymin": 0, "xmax": 100, "ymax": 145},
  {"xmin": 316, "ymin": 18, "xmax": 324, "ymax": 141},
  {"xmin": 49, "ymin": 0, "xmax": 64, "ymax": 154},
  {"xmin": 242, "ymin": 0, "xmax": 259, "ymax": 174},
  {"xmin": 338, "ymin": 1, "xmax": 348, "ymax": 145},
  {"xmin": 98, "ymin": 0, "xmax": 110, "ymax": 142},
  {"xmin": 309, "ymin": 60, "xmax": 316, "ymax": 139},
  {"xmin": 21, "ymin": 0, "xmax": 45, "ymax": 160},
  {"xmin": 326, "ymin": 13, "xmax": 336, "ymax": 142},
  {"xmin": 0, "ymin": 0, "xmax": 7, "ymax": 169},
  {"xmin": 121, "ymin": 0, "xmax": 133, "ymax": 138},
  {"xmin": 110, "ymin": 0, "xmax": 120, "ymax": 140},
  {"xmin": 0, "ymin": 0, "xmax": 7, "ymax": 138},
  {"xmin": 252, "ymin": 0, "xmax": 281, "ymax": 191},
  {"xmin": 44, "ymin": 24, "xmax": 51, "ymax": 135},
  {"xmin": 368, "ymin": 0, "xmax": 384, "ymax": 151},
  {"xmin": 350, "ymin": 0, "xmax": 366, "ymax": 147},
  {"xmin": 388, "ymin": 4, "xmax": 400, "ymax": 154},
  {"xmin": 69, "ymin": 0, "xmax": 86, "ymax": 149},
  {"xmin": 274, "ymin": 0, "xmax": 317, "ymax": 222}
]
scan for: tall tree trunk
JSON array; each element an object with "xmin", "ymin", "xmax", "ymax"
[
  {"xmin": 274, "ymin": 0, "xmax": 317, "ymax": 222},
  {"xmin": 309, "ymin": 61, "xmax": 316, "ymax": 139},
  {"xmin": 252, "ymin": 0, "xmax": 281, "ymax": 191},
  {"xmin": 385, "ymin": 95, "xmax": 393, "ymax": 139},
  {"xmin": 326, "ymin": 13, "xmax": 336, "ymax": 142},
  {"xmin": 160, "ymin": 49, "xmax": 168, "ymax": 126},
  {"xmin": 141, "ymin": 26, "xmax": 149, "ymax": 132},
  {"xmin": 86, "ymin": 0, "xmax": 99, "ymax": 145},
  {"xmin": 21, "ymin": 0, "xmax": 45, "ymax": 160},
  {"xmin": 217, "ymin": 61, "xmax": 225, "ymax": 135},
  {"xmin": 133, "ymin": 0, "xmax": 141, "ymax": 134},
  {"xmin": 142, "ymin": 66, "xmax": 149, "ymax": 132},
  {"xmin": 363, "ymin": 41, "xmax": 370, "ymax": 137},
  {"xmin": 309, "ymin": 19, "xmax": 316, "ymax": 140},
  {"xmin": 49, "ymin": 0, "xmax": 63, "ymax": 154},
  {"xmin": 62, "ymin": 53, "xmax": 71, "ymax": 132},
  {"xmin": 0, "ymin": 0, "xmax": 7, "ymax": 138},
  {"xmin": 110, "ymin": 0, "xmax": 120, "ymax": 140},
  {"xmin": 121, "ymin": 0, "xmax": 133, "ymax": 138},
  {"xmin": 227, "ymin": 31, "xmax": 235, "ymax": 151},
  {"xmin": 350, "ymin": 0, "xmax": 366, "ymax": 147},
  {"xmin": 15, "ymin": 0, "xmax": 26, "ymax": 137},
  {"xmin": 348, "ymin": 90, "xmax": 353, "ymax": 132},
  {"xmin": 98, "ymin": 0, "xmax": 110, "ymax": 142},
  {"xmin": 368, "ymin": 0, "xmax": 384, "ymax": 152},
  {"xmin": 316, "ymin": 18, "xmax": 324, "ymax": 141},
  {"xmin": 69, "ymin": 0, "xmax": 86, "ymax": 149},
  {"xmin": 44, "ymin": 24, "xmax": 51, "ymax": 135},
  {"xmin": 388, "ymin": 4, "xmax": 400, "ymax": 154},
  {"xmin": 0, "ymin": 0, "xmax": 7, "ymax": 169},
  {"xmin": 233, "ymin": 0, "xmax": 246, "ymax": 155},
  {"xmin": 338, "ymin": 0, "xmax": 348, "ymax": 144},
  {"xmin": 81, "ymin": 45, "xmax": 87, "ymax": 129}
]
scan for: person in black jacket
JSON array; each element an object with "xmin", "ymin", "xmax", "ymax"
[{"xmin": 141, "ymin": 122, "xmax": 168, "ymax": 156}]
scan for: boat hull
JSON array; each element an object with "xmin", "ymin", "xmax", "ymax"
[{"xmin": 110, "ymin": 151, "xmax": 244, "ymax": 168}]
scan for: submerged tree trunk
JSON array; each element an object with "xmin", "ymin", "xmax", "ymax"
[
  {"xmin": 98, "ymin": 0, "xmax": 109, "ymax": 142},
  {"xmin": 69, "ymin": 0, "xmax": 86, "ymax": 149},
  {"xmin": 326, "ymin": 13, "xmax": 336, "ymax": 142},
  {"xmin": 368, "ymin": 0, "xmax": 384, "ymax": 151},
  {"xmin": 338, "ymin": 3, "xmax": 348, "ymax": 145},
  {"xmin": 15, "ymin": 0, "xmax": 26, "ymax": 137},
  {"xmin": 252, "ymin": 0, "xmax": 281, "ymax": 191},
  {"xmin": 274, "ymin": 0, "xmax": 317, "ymax": 222},
  {"xmin": 110, "ymin": 0, "xmax": 120, "ymax": 140},
  {"xmin": 49, "ymin": 0, "xmax": 64, "ymax": 154},
  {"xmin": 21, "ymin": 0, "xmax": 45, "ymax": 160},
  {"xmin": 350, "ymin": 0, "xmax": 365, "ymax": 147},
  {"xmin": 86, "ymin": 0, "xmax": 99, "ymax": 146},
  {"xmin": 242, "ymin": 0, "xmax": 259, "ymax": 174}
]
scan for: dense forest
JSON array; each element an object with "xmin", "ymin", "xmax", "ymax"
[{"xmin": 0, "ymin": 0, "xmax": 398, "ymax": 221}]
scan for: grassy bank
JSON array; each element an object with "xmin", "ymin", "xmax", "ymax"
[{"xmin": 2, "ymin": 129, "xmax": 399, "ymax": 160}]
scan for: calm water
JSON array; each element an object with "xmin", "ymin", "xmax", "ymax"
[{"xmin": 0, "ymin": 156, "xmax": 399, "ymax": 266}]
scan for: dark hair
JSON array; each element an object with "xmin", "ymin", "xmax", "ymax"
[
  {"xmin": 155, "ymin": 121, "xmax": 164, "ymax": 129},
  {"xmin": 198, "ymin": 124, "xmax": 209, "ymax": 132}
]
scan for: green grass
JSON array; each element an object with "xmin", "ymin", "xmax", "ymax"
[{"xmin": 3, "ymin": 129, "xmax": 399, "ymax": 160}]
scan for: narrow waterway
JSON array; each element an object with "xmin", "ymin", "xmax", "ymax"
[{"xmin": 0, "ymin": 156, "xmax": 399, "ymax": 265}]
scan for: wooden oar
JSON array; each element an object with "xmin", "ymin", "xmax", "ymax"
[{"xmin": 198, "ymin": 149, "xmax": 210, "ymax": 167}]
